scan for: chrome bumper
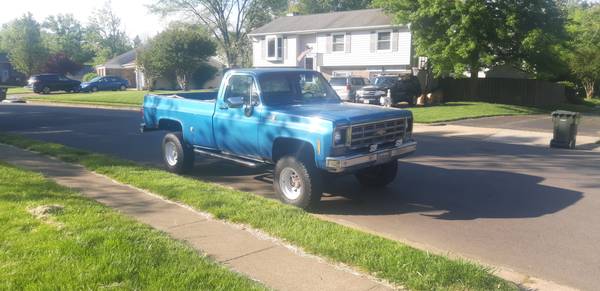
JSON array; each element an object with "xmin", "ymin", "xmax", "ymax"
[{"xmin": 325, "ymin": 141, "xmax": 417, "ymax": 173}]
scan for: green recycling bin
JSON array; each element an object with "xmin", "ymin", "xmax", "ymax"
[{"xmin": 550, "ymin": 111, "xmax": 581, "ymax": 149}]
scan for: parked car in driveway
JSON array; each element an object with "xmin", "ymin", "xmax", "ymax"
[
  {"xmin": 357, "ymin": 74, "xmax": 421, "ymax": 106},
  {"xmin": 329, "ymin": 76, "xmax": 369, "ymax": 102},
  {"xmin": 81, "ymin": 76, "xmax": 128, "ymax": 92},
  {"xmin": 141, "ymin": 68, "xmax": 416, "ymax": 209},
  {"xmin": 28, "ymin": 74, "xmax": 81, "ymax": 94}
]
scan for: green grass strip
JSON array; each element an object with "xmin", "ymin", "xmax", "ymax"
[
  {"xmin": 0, "ymin": 133, "xmax": 517, "ymax": 291},
  {"xmin": 0, "ymin": 162, "xmax": 265, "ymax": 290}
]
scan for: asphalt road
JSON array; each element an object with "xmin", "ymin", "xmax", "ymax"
[
  {"xmin": 450, "ymin": 114, "xmax": 600, "ymax": 137},
  {"xmin": 2, "ymin": 104, "xmax": 600, "ymax": 290}
]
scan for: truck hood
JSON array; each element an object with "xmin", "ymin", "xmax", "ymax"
[{"xmin": 269, "ymin": 103, "xmax": 412, "ymax": 126}]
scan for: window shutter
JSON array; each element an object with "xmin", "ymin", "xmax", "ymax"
[
  {"xmin": 370, "ymin": 31, "xmax": 377, "ymax": 52},
  {"xmin": 326, "ymin": 34, "xmax": 332, "ymax": 53},
  {"xmin": 392, "ymin": 29, "xmax": 399, "ymax": 52},
  {"xmin": 283, "ymin": 37, "xmax": 288, "ymax": 60},
  {"xmin": 261, "ymin": 37, "xmax": 266, "ymax": 59},
  {"xmin": 345, "ymin": 32, "xmax": 351, "ymax": 53}
]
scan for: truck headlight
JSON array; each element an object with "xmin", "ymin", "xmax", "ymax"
[
  {"xmin": 375, "ymin": 90, "xmax": 386, "ymax": 96},
  {"xmin": 333, "ymin": 128, "xmax": 347, "ymax": 146},
  {"xmin": 356, "ymin": 90, "xmax": 364, "ymax": 96}
]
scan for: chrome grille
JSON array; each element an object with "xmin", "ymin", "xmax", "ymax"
[{"xmin": 349, "ymin": 118, "xmax": 407, "ymax": 148}]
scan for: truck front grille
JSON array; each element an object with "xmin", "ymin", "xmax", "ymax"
[{"xmin": 349, "ymin": 118, "xmax": 407, "ymax": 148}]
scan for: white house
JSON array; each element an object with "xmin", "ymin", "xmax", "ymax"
[{"xmin": 248, "ymin": 9, "xmax": 413, "ymax": 79}]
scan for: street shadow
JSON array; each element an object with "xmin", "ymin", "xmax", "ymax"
[{"xmin": 314, "ymin": 161, "xmax": 583, "ymax": 220}]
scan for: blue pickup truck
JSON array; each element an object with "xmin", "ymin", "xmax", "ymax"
[{"xmin": 141, "ymin": 68, "xmax": 416, "ymax": 209}]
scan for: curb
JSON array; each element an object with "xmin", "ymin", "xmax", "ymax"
[{"xmin": 24, "ymin": 100, "xmax": 139, "ymax": 111}]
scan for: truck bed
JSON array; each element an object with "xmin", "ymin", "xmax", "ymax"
[{"xmin": 143, "ymin": 91, "xmax": 219, "ymax": 149}]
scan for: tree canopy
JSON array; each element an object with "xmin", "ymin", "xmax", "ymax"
[
  {"xmin": 0, "ymin": 13, "xmax": 48, "ymax": 76},
  {"xmin": 565, "ymin": 3, "xmax": 600, "ymax": 98},
  {"xmin": 43, "ymin": 14, "xmax": 93, "ymax": 64},
  {"xmin": 291, "ymin": 0, "xmax": 372, "ymax": 14},
  {"xmin": 374, "ymin": 0, "xmax": 567, "ymax": 79},
  {"xmin": 138, "ymin": 24, "xmax": 217, "ymax": 90},
  {"xmin": 149, "ymin": 0, "xmax": 287, "ymax": 67},
  {"xmin": 86, "ymin": 1, "xmax": 132, "ymax": 65}
]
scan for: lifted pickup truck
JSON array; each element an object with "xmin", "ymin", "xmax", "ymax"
[{"xmin": 142, "ymin": 69, "xmax": 416, "ymax": 209}]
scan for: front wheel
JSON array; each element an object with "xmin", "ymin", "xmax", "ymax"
[
  {"xmin": 274, "ymin": 156, "xmax": 323, "ymax": 209},
  {"xmin": 162, "ymin": 132, "xmax": 195, "ymax": 174},
  {"xmin": 355, "ymin": 161, "xmax": 398, "ymax": 188},
  {"xmin": 120, "ymin": 85, "xmax": 127, "ymax": 91}
]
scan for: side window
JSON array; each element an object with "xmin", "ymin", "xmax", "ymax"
[
  {"xmin": 351, "ymin": 78, "xmax": 364, "ymax": 86},
  {"xmin": 225, "ymin": 75, "xmax": 258, "ymax": 104}
]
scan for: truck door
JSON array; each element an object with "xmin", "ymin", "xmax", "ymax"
[{"xmin": 213, "ymin": 74, "xmax": 261, "ymax": 158}]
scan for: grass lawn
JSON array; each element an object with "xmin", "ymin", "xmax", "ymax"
[
  {"xmin": 25, "ymin": 89, "xmax": 210, "ymax": 107},
  {"xmin": 0, "ymin": 133, "xmax": 518, "ymax": 291},
  {"xmin": 0, "ymin": 162, "xmax": 265, "ymax": 290},
  {"xmin": 4, "ymin": 86, "xmax": 33, "ymax": 95},
  {"xmin": 407, "ymin": 102, "xmax": 545, "ymax": 123}
]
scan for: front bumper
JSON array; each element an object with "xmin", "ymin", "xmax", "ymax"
[{"xmin": 325, "ymin": 141, "xmax": 417, "ymax": 173}]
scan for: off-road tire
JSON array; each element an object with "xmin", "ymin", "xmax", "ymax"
[
  {"xmin": 162, "ymin": 132, "xmax": 195, "ymax": 174},
  {"xmin": 355, "ymin": 161, "xmax": 398, "ymax": 188},
  {"xmin": 274, "ymin": 156, "xmax": 323, "ymax": 209}
]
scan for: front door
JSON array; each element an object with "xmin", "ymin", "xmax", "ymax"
[{"xmin": 213, "ymin": 74, "xmax": 261, "ymax": 158}]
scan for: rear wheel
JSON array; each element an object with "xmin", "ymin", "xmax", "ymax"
[
  {"xmin": 162, "ymin": 132, "xmax": 195, "ymax": 174},
  {"xmin": 120, "ymin": 85, "xmax": 127, "ymax": 91},
  {"xmin": 355, "ymin": 161, "xmax": 398, "ymax": 188},
  {"xmin": 274, "ymin": 156, "xmax": 322, "ymax": 209}
]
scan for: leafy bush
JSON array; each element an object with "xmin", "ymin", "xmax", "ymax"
[{"xmin": 82, "ymin": 72, "xmax": 98, "ymax": 82}]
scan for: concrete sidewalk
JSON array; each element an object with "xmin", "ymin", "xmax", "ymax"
[
  {"xmin": 415, "ymin": 124, "xmax": 600, "ymax": 151},
  {"xmin": 0, "ymin": 144, "xmax": 394, "ymax": 291}
]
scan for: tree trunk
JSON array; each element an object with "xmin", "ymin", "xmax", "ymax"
[
  {"xmin": 177, "ymin": 74, "xmax": 189, "ymax": 91},
  {"xmin": 582, "ymin": 79, "xmax": 595, "ymax": 100}
]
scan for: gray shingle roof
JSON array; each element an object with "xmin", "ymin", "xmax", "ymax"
[
  {"xmin": 104, "ymin": 49, "xmax": 137, "ymax": 67},
  {"xmin": 249, "ymin": 8, "xmax": 396, "ymax": 35}
]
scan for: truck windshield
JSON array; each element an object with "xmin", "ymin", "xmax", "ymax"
[
  {"xmin": 258, "ymin": 72, "xmax": 341, "ymax": 106},
  {"xmin": 373, "ymin": 77, "xmax": 397, "ymax": 87}
]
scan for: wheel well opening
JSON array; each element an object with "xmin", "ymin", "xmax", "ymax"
[
  {"xmin": 158, "ymin": 119, "xmax": 183, "ymax": 132},
  {"xmin": 272, "ymin": 138, "xmax": 315, "ymax": 164}
]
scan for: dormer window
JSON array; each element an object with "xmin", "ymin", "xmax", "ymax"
[{"xmin": 266, "ymin": 35, "xmax": 283, "ymax": 60}]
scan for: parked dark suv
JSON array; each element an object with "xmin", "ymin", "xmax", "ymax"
[
  {"xmin": 356, "ymin": 74, "xmax": 421, "ymax": 106},
  {"xmin": 81, "ymin": 76, "xmax": 129, "ymax": 92},
  {"xmin": 28, "ymin": 74, "xmax": 81, "ymax": 94}
]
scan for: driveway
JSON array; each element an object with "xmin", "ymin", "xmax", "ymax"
[{"xmin": 1, "ymin": 104, "xmax": 599, "ymax": 290}]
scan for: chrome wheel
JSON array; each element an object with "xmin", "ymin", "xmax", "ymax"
[
  {"xmin": 279, "ymin": 167, "xmax": 303, "ymax": 200},
  {"xmin": 164, "ymin": 141, "xmax": 178, "ymax": 166},
  {"xmin": 43, "ymin": 87, "xmax": 50, "ymax": 94}
]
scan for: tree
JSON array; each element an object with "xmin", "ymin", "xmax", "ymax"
[
  {"xmin": 149, "ymin": 0, "xmax": 286, "ymax": 67},
  {"xmin": 0, "ymin": 13, "xmax": 48, "ymax": 76},
  {"xmin": 43, "ymin": 14, "xmax": 93, "ymax": 64},
  {"xmin": 137, "ymin": 40, "xmax": 168, "ymax": 90},
  {"xmin": 565, "ymin": 4, "xmax": 600, "ymax": 99},
  {"xmin": 86, "ymin": 1, "xmax": 132, "ymax": 64},
  {"xmin": 374, "ymin": 0, "xmax": 567, "ymax": 79},
  {"xmin": 139, "ymin": 24, "xmax": 217, "ymax": 90},
  {"xmin": 292, "ymin": 0, "xmax": 372, "ymax": 14},
  {"xmin": 42, "ymin": 53, "xmax": 82, "ymax": 75}
]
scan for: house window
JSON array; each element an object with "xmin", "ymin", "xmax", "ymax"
[
  {"xmin": 332, "ymin": 33, "xmax": 345, "ymax": 52},
  {"xmin": 377, "ymin": 31, "xmax": 391, "ymax": 51},
  {"xmin": 266, "ymin": 35, "xmax": 283, "ymax": 60}
]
